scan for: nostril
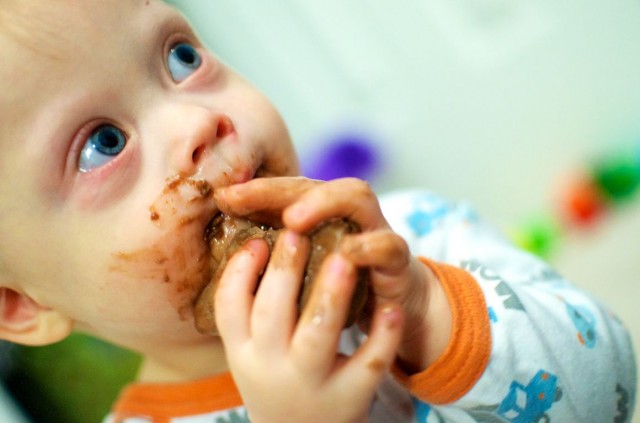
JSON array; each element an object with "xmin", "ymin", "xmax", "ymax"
[
  {"xmin": 192, "ymin": 145, "xmax": 204, "ymax": 163},
  {"xmin": 216, "ymin": 115, "xmax": 235, "ymax": 138},
  {"xmin": 184, "ymin": 114, "xmax": 235, "ymax": 168}
]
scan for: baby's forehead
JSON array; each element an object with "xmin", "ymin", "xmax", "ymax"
[
  {"xmin": 0, "ymin": 0, "xmax": 181, "ymax": 142},
  {"xmin": 0, "ymin": 1, "xmax": 118, "ymax": 146},
  {"xmin": 0, "ymin": 9, "xmax": 67, "ymax": 120},
  {"xmin": 0, "ymin": 0, "xmax": 159, "ymax": 90},
  {"xmin": 0, "ymin": 2, "xmax": 83, "ymax": 61},
  {"xmin": 0, "ymin": 0, "xmax": 159, "ymax": 50}
]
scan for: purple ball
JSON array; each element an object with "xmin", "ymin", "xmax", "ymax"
[{"xmin": 303, "ymin": 134, "xmax": 382, "ymax": 182}]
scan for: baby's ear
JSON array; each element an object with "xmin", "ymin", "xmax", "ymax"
[{"xmin": 0, "ymin": 287, "xmax": 73, "ymax": 346}]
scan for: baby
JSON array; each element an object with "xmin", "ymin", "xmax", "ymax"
[{"xmin": 0, "ymin": 1, "xmax": 635, "ymax": 422}]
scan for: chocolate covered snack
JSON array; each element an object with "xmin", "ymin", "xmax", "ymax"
[{"xmin": 194, "ymin": 214, "xmax": 369, "ymax": 334}]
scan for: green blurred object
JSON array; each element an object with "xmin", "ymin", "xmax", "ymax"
[
  {"xmin": 509, "ymin": 214, "xmax": 563, "ymax": 258},
  {"xmin": 8, "ymin": 333, "xmax": 140, "ymax": 423},
  {"xmin": 592, "ymin": 149, "xmax": 640, "ymax": 202}
]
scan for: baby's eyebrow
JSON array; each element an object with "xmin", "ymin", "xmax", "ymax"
[
  {"xmin": 154, "ymin": 8, "xmax": 201, "ymax": 46},
  {"xmin": 139, "ymin": 7, "xmax": 197, "ymax": 68}
]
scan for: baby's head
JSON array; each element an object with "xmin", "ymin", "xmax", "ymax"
[{"xmin": 0, "ymin": 0, "xmax": 298, "ymax": 354}]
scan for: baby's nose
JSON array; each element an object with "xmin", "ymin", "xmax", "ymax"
[{"xmin": 171, "ymin": 109, "xmax": 235, "ymax": 175}]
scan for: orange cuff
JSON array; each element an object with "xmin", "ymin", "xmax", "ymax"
[{"xmin": 393, "ymin": 258, "xmax": 491, "ymax": 404}]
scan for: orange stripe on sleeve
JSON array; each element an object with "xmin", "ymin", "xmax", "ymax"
[{"xmin": 393, "ymin": 258, "xmax": 491, "ymax": 404}]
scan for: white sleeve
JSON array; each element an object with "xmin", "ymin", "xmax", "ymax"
[{"xmin": 379, "ymin": 189, "xmax": 637, "ymax": 423}]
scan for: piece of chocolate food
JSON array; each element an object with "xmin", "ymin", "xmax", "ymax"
[{"xmin": 194, "ymin": 214, "xmax": 369, "ymax": 334}]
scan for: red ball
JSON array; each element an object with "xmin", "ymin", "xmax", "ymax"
[{"xmin": 563, "ymin": 177, "xmax": 607, "ymax": 226}]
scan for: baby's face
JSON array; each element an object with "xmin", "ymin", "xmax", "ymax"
[{"xmin": 0, "ymin": 0, "xmax": 298, "ymax": 348}]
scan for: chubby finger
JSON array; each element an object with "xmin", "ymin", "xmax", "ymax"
[
  {"xmin": 214, "ymin": 239, "xmax": 270, "ymax": 345},
  {"xmin": 292, "ymin": 254, "xmax": 357, "ymax": 376},
  {"xmin": 251, "ymin": 230, "xmax": 310, "ymax": 349},
  {"xmin": 340, "ymin": 231, "xmax": 410, "ymax": 275},
  {"xmin": 336, "ymin": 303, "xmax": 404, "ymax": 390},
  {"xmin": 283, "ymin": 178, "xmax": 388, "ymax": 233},
  {"xmin": 340, "ymin": 231, "xmax": 412, "ymax": 306},
  {"xmin": 214, "ymin": 177, "xmax": 321, "ymax": 226}
]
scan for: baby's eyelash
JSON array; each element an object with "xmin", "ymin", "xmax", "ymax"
[
  {"xmin": 68, "ymin": 120, "xmax": 128, "ymax": 174},
  {"xmin": 161, "ymin": 15, "xmax": 202, "ymax": 58}
]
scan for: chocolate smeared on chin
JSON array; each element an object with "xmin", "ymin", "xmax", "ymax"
[{"xmin": 193, "ymin": 214, "xmax": 369, "ymax": 334}]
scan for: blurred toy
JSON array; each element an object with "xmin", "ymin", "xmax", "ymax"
[
  {"xmin": 593, "ymin": 147, "xmax": 640, "ymax": 201},
  {"xmin": 560, "ymin": 174, "xmax": 607, "ymax": 226},
  {"xmin": 301, "ymin": 131, "xmax": 384, "ymax": 183},
  {"xmin": 512, "ymin": 141, "xmax": 640, "ymax": 257},
  {"xmin": 301, "ymin": 130, "xmax": 640, "ymax": 258},
  {"xmin": 509, "ymin": 215, "xmax": 563, "ymax": 258}
]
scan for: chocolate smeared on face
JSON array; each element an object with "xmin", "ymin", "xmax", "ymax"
[
  {"xmin": 110, "ymin": 176, "xmax": 217, "ymax": 321},
  {"xmin": 193, "ymin": 214, "xmax": 369, "ymax": 334}
]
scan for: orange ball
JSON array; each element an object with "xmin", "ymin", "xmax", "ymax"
[{"xmin": 563, "ymin": 177, "xmax": 607, "ymax": 226}]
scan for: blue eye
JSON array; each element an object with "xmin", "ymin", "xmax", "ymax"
[
  {"xmin": 78, "ymin": 124, "xmax": 127, "ymax": 173},
  {"xmin": 168, "ymin": 42, "xmax": 202, "ymax": 82}
]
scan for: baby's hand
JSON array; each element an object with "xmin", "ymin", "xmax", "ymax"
[
  {"xmin": 215, "ymin": 177, "xmax": 451, "ymax": 374},
  {"xmin": 214, "ymin": 228, "xmax": 403, "ymax": 423}
]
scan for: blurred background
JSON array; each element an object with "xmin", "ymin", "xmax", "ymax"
[{"xmin": 3, "ymin": 0, "xmax": 640, "ymax": 421}]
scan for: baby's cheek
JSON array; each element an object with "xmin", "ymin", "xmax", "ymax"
[
  {"xmin": 110, "ymin": 237, "xmax": 209, "ymax": 320},
  {"xmin": 110, "ymin": 176, "xmax": 213, "ymax": 320}
]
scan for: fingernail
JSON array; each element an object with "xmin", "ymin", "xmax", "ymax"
[
  {"xmin": 329, "ymin": 255, "xmax": 346, "ymax": 274},
  {"xmin": 215, "ymin": 183, "xmax": 245, "ymax": 202},
  {"xmin": 284, "ymin": 230, "xmax": 300, "ymax": 249},
  {"xmin": 280, "ymin": 231, "xmax": 300, "ymax": 263},
  {"xmin": 329, "ymin": 255, "xmax": 355, "ymax": 280},
  {"xmin": 381, "ymin": 305, "xmax": 402, "ymax": 329},
  {"xmin": 243, "ymin": 238, "xmax": 263, "ymax": 254},
  {"xmin": 213, "ymin": 186, "xmax": 228, "ymax": 199},
  {"xmin": 286, "ymin": 204, "xmax": 307, "ymax": 222}
]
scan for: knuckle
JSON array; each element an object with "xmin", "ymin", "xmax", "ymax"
[
  {"xmin": 390, "ymin": 234, "xmax": 410, "ymax": 255},
  {"xmin": 344, "ymin": 178, "xmax": 373, "ymax": 196},
  {"xmin": 366, "ymin": 356, "xmax": 388, "ymax": 374},
  {"xmin": 293, "ymin": 327, "xmax": 325, "ymax": 355},
  {"xmin": 252, "ymin": 302, "xmax": 272, "ymax": 323},
  {"xmin": 383, "ymin": 234, "xmax": 410, "ymax": 267}
]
